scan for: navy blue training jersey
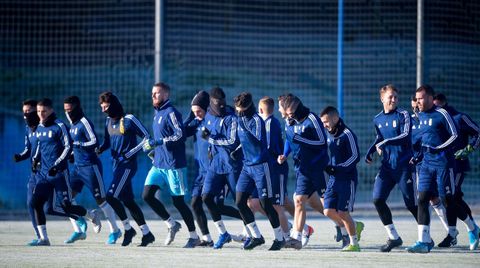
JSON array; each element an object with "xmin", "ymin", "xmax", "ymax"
[
  {"xmin": 237, "ymin": 113, "xmax": 269, "ymax": 166},
  {"xmin": 69, "ymin": 116, "xmax": 100, "ymax": 166},
  {"xmin": 185, "ymin": 117, "xmax": 210, "ymax": 173},
  {"xmin": 326, "ymin": 122, "xmax": 359, "ymax": 181}
]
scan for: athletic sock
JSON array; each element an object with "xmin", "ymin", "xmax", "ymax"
[
  {"xmin": 283, "ymin": 231, "xmax": 290, "ymax": 240},
  {"xmin": 448, "ymin": 226, "xmax": 458, "ymax": 237},
  {"xmin": 302, "ymin": 224, "xmax": 309, "ymax": 235},
  {"xmin": 341, "ymin": 227, "xmax": 348, "ymax": 236},
  {"xmin": 100, "ymin": 201, "xmax": 119, "ymax": 233},
  {"xmin": 463, "ymin": 217, "xmax": 475, "ymax": 232},
  {"xmin": 290, "ymin": 230, "xmax": 302, "ymax": 241},
  {"xmin": 244, "ymin": 225, "xmax": 252, "ymax": 238},
  {"xmin": 202, "ymin": 234, "xmax": 212, "ymax": 242},
  {"xmin": 70, "ymin": 217, "xmax": 81, "ymax": 233},
  {"xmin": 214, "ymin": 220, "xmax": 227, "ymax": 235},
  {"xmin": 273, "ymin": 227, "xmax": 284, "ymax": 241},
  {"xmin": 139, "ymin": 224, "xmax": 150, "ymax": 235},
  {"xmin": 349, "ymin": 235, "xmax": 358, "ymax": 246},
  {"xmin": 385, "ymin": 224, "xmax": 400, "ymax": 240},
  {"xmin": 37, "ymin": 225, "xmax": 48, "ymax": 240},
  {"xmin": 189, "ymin": 231, "xmax": 199, "ymax": 239},
  {"xmin": 164, "ymin": 217, "xmax": 176, "ymax": 228},
  {"xmin": 246, "ymin": 222, "xmax": 262, "ymax": 239},
  {"xmin": 122, "ymin": 219, "xmax": 132, "ymax": 230},
  {"xmin": 418, "ymin": 225, "xmax": 431, "ymax": 243},
  {"xmin": 432, "ymin": 202, "xmax": 449, "ymax": 232}
]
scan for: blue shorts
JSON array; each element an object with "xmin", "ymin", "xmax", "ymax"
[
  {"xmin": 107, "ymin": 162, "xmax": 137, "ymax": 201},
  {"xmin": 202, "ymin": 169, "xmax": 238, "ymax": 199},
  {"xmin": 417, "ymin": 163, "xmax": 455, "ymax": 198},
  {"xmin": 33, "ymin": 169, "xmax": 73, "ymax": 207},
  {"xmin": 236, "ymin": 162, "xmax": 280, "ymax": 204},
  {"xmin": 145, "ymin": 166, "xmax": 188, "ymax": 196},
  {"xmin": 294, "ymin": 168, "xmax": 326, "ymax": 198},
  {"xmin": 70, "ymin": 161, "xmax": 106, "ymax": 199},
  {"xmin": 373, "ymin": 165, "xmax": 417, "ymax": 208},
  {"xmin": 323, "ymin": 178, "xmax": 357, "ymax": 212}
]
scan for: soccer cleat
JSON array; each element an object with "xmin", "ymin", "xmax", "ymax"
[
  {"xmin": 230, "ymin": 233, "xmax": 246, "ymax": 243},
  {"xmin": 268, "ymin": 239, "xmax": 286, "ymax": 251},
  {"xmin": 243, "ymin": 236, "xmax": 265, "ymax": 250},
  {"xmin": 90, "ymin": 209, "xmax": 102, "ymax": 234},
  {"xmin": 427, "ymin": 239, "xmax": 435, "ymax": 251},
  {"xmin": 27, "ymin": 239, "xmax": 39, "ymax": 246},
  {"xmin": 438, "ymin": 230, "xmax": 458, "ymax": 248},
  {"xmin": 213, "ymin": 232, "xmax": 232, "ymax": 249},
  {"xmin": 64, "ymin": 232, "xmax": 87, "ymax": 244},
  {"xmin": 242, "ymin": 237, "xmax": 252, "ymax": 249},
  {"xmin": 183, "ymin": 237, "xmax": 201, "ymax": 248},
  {"xmin": 76, "ymin": 217, "xmax": 87, "ymax": 233},
  {"xmin": 355, "ymin": 221, "xmax": 365, "ymax": 241},
  {"xmin": 138, "ymin": 232, "xmax": 155, "ymax": 247},
  {"xmin": 342, "ymin": 244, "xmax": 361, "ymax": 252},
  {"xmin": 341, "ymin": 235, "xmax": 350, "ymax": 248},
  {"xmin": 164, "ymin": 221, "xmax": 181, "ymax": 246},
  {"xmin": 380, "ymin": 237, "xmax": 403, "ymax": 252},
  {"xmin": 301, "ymin": 225, "xmax": 314, "ymax": 247},
  {"xmin": 334, "ymin": 226, "xmax": 342, "ymax": 242},
  {"xmin": 35, "ymin": 239, "xmax": 51, "ymax": 246},
  {"xmin": 121, "ymin": 228, "xmax": 137, "ymax": 246},
  {"xmin": 198, "ymin": 240, "xmax": 214, "ymax": 247},
  {"xmin": 406, "ymin": 241, "xmax": 430, "ymax": 253},
  {"xmin": 468, "ymin": 225, "xmax": 480, "ymax": 250},
  {"xmin": 284, "ymin": 238, "xmax": 302, "ymax": 250},
  {"xmin": 107, "ymin": 230, "xmax": 122, "ymax": 245}
]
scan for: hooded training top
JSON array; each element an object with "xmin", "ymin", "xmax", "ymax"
[
  {"xmin": 151, "ymin": 100, "xmax": 186, "ymax": 169},
  {"xmin": 366, "ymin": 108, "xmax": 413, "ymax": 170},
  {"xmin": 326, "ymin": 120, "xmax": 360, "ymax": 181},
  {"xmin": 237, "ymin": 113, "xmax": 268, "ymax": 166},
  {"xmin": 99, "ymin": 114, "xmax": 149, "ymax": 163},
  {"xmin": 68, "ymin": 116, "xmax": 99, "ymax": 166}
]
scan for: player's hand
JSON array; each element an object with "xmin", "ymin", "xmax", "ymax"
[
  {"xmin": 48, "ymin": 166, "xmax": 58, "ymax": 176},
  {"xmin": 364, "ymin": 154, "xmax": 373, "ymax": 164},
  {"xmin": 13, "ymin": 154, "xmax": 21, "ymax": 162},
  {"xmin": 455, "ymin": 144, "xmax": 474, "ymax": 160},
  {"xmin": 324, "ymin": 165, "xmax": 336, "ymax": 175},
  {"xmin": 278, "ymin": 155, "xmax": 287, "ymax": 164}
]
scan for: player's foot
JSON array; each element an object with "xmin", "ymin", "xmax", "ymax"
[
  {"xmin": 121, "ymin": 228, "xmax": 137, "ymax": 247},
  {"xmin": 355, "ymin": 221, "xmax": 364, "ymax": 241},
  {"xmin": 138, "ymin": 231, "xmax": 155, "ymax": 247},
  {"xmin": 64, "ymin": 231, "xmax": 87, "ymax": 244},
  {"xmin": 230, "ymin": 233, "xmax": 246, "ymax": 243},
  {"xmin": 35, "ymin": 239, "xmax": 51, "ymax": 246},
  {"xmin": 213, "ymin": 232, "xmax": 232, "ymax": 249},
  {"xmin": 301, "ymin": 225, "xmax": 314, "ymax": 247},
  {"xmin": 268, "ymin": 239, "xmax": 285, "ymax": 251},
  {"xmin": 406, "ymin": 241, "xmax": 431, "ymax": 253},
  {"xmin": 334, "ymin": 225, "xmax": 342, "ymax": 242},
  {"xmin": 427, "ymin": 239, "xmax": 435, "ymax": 251},
  {"xmin": 164, "ymin": 221, "xmax": 181, "ymax": 246},
  {"xmin": 107, "ymin": 230, "xmax": 122, "ymax": 245},
  {"xmin": 341, "ymin": 235, "xmax": 350, "ymax": 248},
  {"xmin": 342, "ymin": 244, "xmax": 361, "ymax": 252},
  {"xmin": 380, "ymin": 237, "xmax": 403, "ymax": 252},
  {"xmin": 243, "ymin": 236, "xmax": 265, "ymax": 250},
  {"xmin": 284, "ymin": 238, "xmax": 302, "ymax": 250},
  {"xmin": 198, "ymin": 240, "xmax": 214, "ymax": 247},
  {"xmin": 468, "ymin": 225, "xmax": 480, "ymax": 250},
  {"xmin": 183, "ymin": 238, "xmax": 201, "ymax": 248},
  {"xmin": 438, "ymin": 230, "xmax": 458, "ymax": 248},
  {"xmin": 27, "ymin": 238, "xmax": 39, "ymax": 246},
  {"xmin": 90, "ymin": 209, "xmax": 102, "ymax": 234},
  {"xmin": 76, "ymin": 217, "xmax": 87, "ymax": 233},
  {"xmin": 242, "ymin": 237, "xmax": 252, "ymax": 249}
]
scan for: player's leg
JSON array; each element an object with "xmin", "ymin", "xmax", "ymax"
[
  {"xmin": 191, "ymin": 172, "xmax": 213, "ymax": 246},
  {"xmin": 26, "ymin": 176, "xmax": 40, "ymax": 245},
  {"xmin": 217, "ymin": 170, "xmax": 242, "ymax": 219},
  {"xmin": 31, "ymin": 181, "xmax": 51, "ymax": 246},
  {"xmin": 397, "ymin": 167, "xmax": 418, "ymax": 220}
]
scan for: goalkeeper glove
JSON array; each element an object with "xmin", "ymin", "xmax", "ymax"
[{"xmin": 455, "ymin": 144, "xmax": 474, "ymax": 160}]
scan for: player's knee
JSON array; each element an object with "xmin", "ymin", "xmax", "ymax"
[
  {"xmin": 142, "ymin": 188, "xmax": 154, "ymax": 203},
  {"xmin": 324, "ymin": 208, "xmax": 335, "ymax": 218},
  {"xmin": 417, "ymin": 191, "xmax": 431, "ymax": 206},
  {"xmin": 373, "ymin": 198, "xmax": 386, "ymax": 208},
  {"xmin": 172, "ymin": 195, "xmax": 186, "ymax": 208}
]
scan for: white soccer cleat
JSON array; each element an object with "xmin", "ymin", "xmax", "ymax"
[{"xmin": 90, "ymin": 209, "xmax": 102, "ymax": 234}]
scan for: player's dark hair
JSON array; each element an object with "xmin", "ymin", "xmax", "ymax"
[
  {"xmin": 416, "ymin": 84, "xmax": 435, "ymax": 96},
  {"xmin": 153, "ymin": 82, "xmax": 171, "ymax": 93},
  {"xmin": 320, "ymin": 106, "xmax": 339, "ymax": 117},
  {"xmin": 234, "ymin": 92, "xmax": 253, "ymax": 109},
  {"xmin": 410, "ymin": 94, "xmax": 417, "ymax": 102},
  {"xmin": 210, "ymin": 86, "xmax": 226, "ymax": 100},
  {"xmin": 64, "ymin": 95, "xmax": 81, "ymax": 106},
  {"xmin": 433, "ymin": 93, "xmax": 447, "ymax": 103},
  {"xmin": 22, "ymin": 99, "xmax": 37, "ymax": 107},
  {"xmin": 37, "ymin": 98, "xmax": 53, "ymax": 108}
]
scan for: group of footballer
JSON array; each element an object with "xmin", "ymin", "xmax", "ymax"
[{"xmin": 13, "ymin": 82, "xmax": 479, "ymax": 253}]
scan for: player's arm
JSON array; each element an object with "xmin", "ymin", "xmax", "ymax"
[
  {"xmin": 161, "ymin": 111, "xmax": 185, "ymax": 149},
  {"xmin": 74, "ymin": 118, "xmax": 98, "ymax": 149},
  {"xmin": 124, "ymin": 114, "xmax": 150, "ymax": 159},
  {"xmin": 461, "ymin": 114, "xmax": 480, "ymax": 149},
  {"xmin": 184, "ymin": 113, "xmax": 200, "ymax": 138},
  {"xmin": 365, "ymin": 124, "xmax": 383, "ymax": 162},
  {"xmin": 208, "ymin": 116, "xmax": 238, "ymax": 150},
  {"xmin": 53, "ymin": 122, "xmax": 72, "ymax": 167},
  {"xmin": 97, "ymin": 119, "xmax": 110, "ymax": 154},
  {"xmin": 238, "ymin": 115, "xmax": 262, "ymax": 142},
  {"xmin": 326, "ymin": 130, "xmax": 359, "ymax": 174},
  {"xmin": 376, "ymin": 110, "xmax": 411, "ymax": 148},
  {"xmin": 292, "ymin": 115, "xmax": 326, "ymax": 148},
  {"xmin": 434, "ymin": 109, "xmax": 458, "ymax": 151},
  {"xmin": 14, "ymin": 128, "xmax": 31, "ymax": 162}
]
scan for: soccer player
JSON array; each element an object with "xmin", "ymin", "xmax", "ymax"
[
  {"xmin": 234, "ymin": 92, "xmax": 285, "ymax": 250},
  {"xmin": 97, "ymin": 92, "xmax": 154, "ymax": 247},
  {"xmin": 63, "ymin": 96, "xmax": 120, "ymax": 244},
  {"xmin": 406, "ymin": 85, "xmax": 460, "ymax": 253},
  {"xmin": 13, "ymin": 99, "xmax": 41, "ymax": 245},
  {"xmin": 278, "ymin": 94, "xmax": 329, "ymax": 249},
  {"xmin": 184, "ymin": 90, "xmax": 242, "ymax": 247},
  {"xmin": 365, "ymin": 84, "xmax": 418, "ymax": 252},
  {"xmin": 432, "ymin": 93, "xmax": 480, "ymax": 249},
  {"xmin": 201, "ymin": 87, "xmax": 242, "ymax": 249},
  {"xmin": 141, "ymin": 82, "xmax": 200, "ymax": 248},
  {"xmin": 320, "ymin": 106, "xmax": 361, "ymax": 252},
  {"xmin": 30, "ymin": 98, "xmax": 90, "ymax": 246}
]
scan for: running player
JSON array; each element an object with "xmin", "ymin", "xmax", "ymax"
[{"xmin": 365, "ymin": 84, "xmax": 418, "ymax": 252}]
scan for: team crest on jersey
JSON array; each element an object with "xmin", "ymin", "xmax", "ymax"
[
  {"xmin": 393, "ymin": 120, "xmax": 397, "ymax": 128},
  {"xmin": 158, "ymin": 116, "xmax": 162, "ymax": 124}
]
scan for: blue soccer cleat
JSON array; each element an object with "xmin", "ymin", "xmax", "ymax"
[
  {"xmin": 64, "ymin": 232, "xmax": 87, "ymax": 244},
  {"xmin": 27, "ymin": 238, "xmax": 39, "ymax": 246},
  {"xmin": 76, "ymin": 217, "xmax": 87, "ymax": 233},
  {"xmin": 406, "ymin": 241, "xmax": 431, "ymax": 253},
  {"xmin": 468, "ymin": 225, "xmax": 480, "ymax": 250},
  {"xmin": 213, "ymin": 232, "xmax": 232, "ymax": 249},
  {"xmin": 35, "ymin": 239, "xmax": 51, "ymax": 246},
  {"xmin": 107, "ymin": 230, "xmax": 122, "ymax": 245}
]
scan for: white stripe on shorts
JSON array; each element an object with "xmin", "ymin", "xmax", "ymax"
[
  {"xmin": 92, "ymin": 164, "xmax": 105, "ymax": 198},
  {"xmin": 114, "ymin": 169, "xmax": 130, "ymax": 198},
  {"xmin": 263, "ymin": 163, "xmax": 273, "ymax": 198}
]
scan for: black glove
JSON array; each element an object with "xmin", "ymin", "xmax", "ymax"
[
  {"xmin": 68, "ymin": 153, "xmax": 75, "ymax": 163},
  {"xmin": 31, "ymin": 160, "xmax": 40, "ymax": 173},
  {"xmin": 13, "ymin": 154, "xmax": 21, "ymax": 162},
  {"xmin": 324, "ymin": 165, "xmax": 336, "ymax": 175},
  {"xmin": 95, "ymin": 147, "xmax": 104, "ymax": 156},
  {"xmin": 201, "ymin": 127, "xmax": 211, "ymax": 140},
  {"xmin": 48, "ymin": 166, "xmax": 58, "ymax": 176},
  {"xmin": 186, "ymin": 111, "xmax": 195, "ymax": 122}
]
